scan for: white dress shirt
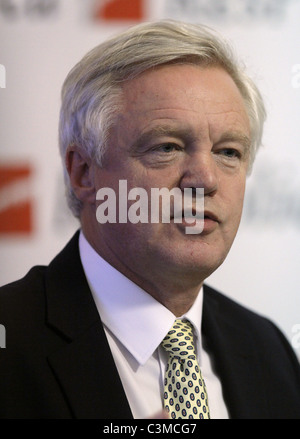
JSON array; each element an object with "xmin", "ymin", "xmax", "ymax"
[{"xmin": 79, "ymin": 231, "xmax": 229, "ymax": 419}]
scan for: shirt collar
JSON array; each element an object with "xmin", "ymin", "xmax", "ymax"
[{"xmin": 79, "ymin": 231, "xmax": 204, "ymax": 365}]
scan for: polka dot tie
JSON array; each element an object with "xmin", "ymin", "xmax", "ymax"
[{"xmin": 161, "ymin": 319, "xmax": 210, "ymax": 419}]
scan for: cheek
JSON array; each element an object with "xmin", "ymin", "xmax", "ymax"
[
  {"xmin": 222, "ymin": 176, "xmax": 246, "ymax": 225},
  {"xmin": 225, "ymin": 171, "xmax": 246, "ymax": 201}
]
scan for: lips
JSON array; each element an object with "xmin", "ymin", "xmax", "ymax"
[
  {"xmin": 171, "ymin": 209, "xmax": 220, "ymax": 222},
  {"xmin": 170, "ymin": 209, "xmax": 220, "ymax": 237},
  {"xmin": 203, "ymin": 211, "xmax": 220, "ymax": 223}
]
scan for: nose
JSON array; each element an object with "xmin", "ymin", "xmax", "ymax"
[{"xmin": 179, "ymin": 151, "xmax": 218, "ymax": 196}]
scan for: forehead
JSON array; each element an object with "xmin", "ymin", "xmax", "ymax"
[{"xmin": 118, "ymin": 64, "xmax": 250, "ymax": 139}]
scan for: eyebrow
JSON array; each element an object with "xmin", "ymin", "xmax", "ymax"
[
  {"xmin": 130, "ymin": 125, "xmax": 251, "ymax": 154},
  {"xmin": 130, "ymin": 125, "xmax": 198, "ymax": 152},
  {"xmin": 216, "ymin": 132, "xmax": 252, "ymax": 153}
]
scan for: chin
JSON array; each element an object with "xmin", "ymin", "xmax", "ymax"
[{"xmin": 160, "ymin": 244, "xmax": 228, "ymax": 281}]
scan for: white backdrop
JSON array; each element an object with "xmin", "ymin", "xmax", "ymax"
[{"xmin": 0, "ymin": 0, "xmax": 299, "ymax": 358}]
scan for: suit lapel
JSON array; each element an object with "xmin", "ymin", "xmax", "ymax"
[
  {"xmin": 202, "ymin": 285, "xmax": 269, "ymax": 419},
  {"xmin": 45, "ymin": 232, "xmax": 132, "ymax": 419},
  {"xmin": 47, "ymin": 321, "xmax": 132, "ymax": 419}
]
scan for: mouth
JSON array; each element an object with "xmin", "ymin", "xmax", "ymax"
[
  {"xmin": 169, "ymin": 209, "xmax": 220, "ymax": 235},
  {"xmin": 203, "ymin": 211, "xmax": 220, "ymax": 223},
  {"xmin": 171, "ymin": 209, "xmax": 220, "ymax": 222}
]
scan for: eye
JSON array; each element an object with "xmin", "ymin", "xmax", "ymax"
[
  {"xmin": 157, "ymin": 143, "xmax": 181, "ymax": 153},
  {"xmin": 218, "ymin": 148, "xmax": 241, "ymax": 159}
]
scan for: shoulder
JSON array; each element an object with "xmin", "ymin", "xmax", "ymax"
[
  {"xmin": 203, "ymin": 283, "xmax": 300, "ymax": 369},
  {"xmin": 204, "ymin": 283, "xmax": 275, "ymax": 329},
  {"xmin": 0, "ymin": 231, "xmax": 81, "ymax": 320},
  {"xmin": 0, "ymin": 265, "xmax": 46, "ymax": 312},
  {"xmin": 0, "ymin": 266, "xmax": 48, "ymax": 341}
]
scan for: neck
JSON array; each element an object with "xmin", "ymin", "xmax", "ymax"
[
  {"xmin": 148, "ymin": 284, "xmax": 202, "ymax": 317},
  {"xmin": 81, "ymin": 220, "xmax": 204, "ymax": 317},
  {"xmin": 85, "ymin": 239, "xmax": 202, "ymax": 318}
]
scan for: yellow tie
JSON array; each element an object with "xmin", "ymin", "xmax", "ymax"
[{"xmin": 161, "ymin": 319, "xmax": 210, "ymax": 419}]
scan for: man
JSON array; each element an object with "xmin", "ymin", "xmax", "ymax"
[{"xmin": 1, "ymin": 20, "xmax": 300, "ymax": 419}]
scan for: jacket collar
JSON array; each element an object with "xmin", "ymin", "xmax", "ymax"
[
  {"xmin": 45, "ymin": 231, "xmax": 99, "ymax": 339},
  {"xmin": 202, "ymin": 284, "xmax": 269, "ymax": 419},
  {"xmin": 45, "ymin": 231, "xmax": 133, "ymax": 419}
]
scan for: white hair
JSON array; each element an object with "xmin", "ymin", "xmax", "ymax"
[{"xmin": 59, "ymin": 20, "xmax": 266, "ymax": 217}]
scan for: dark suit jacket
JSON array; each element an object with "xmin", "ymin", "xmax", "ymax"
[{"xmin": 1, "ymin": 231, "xmax": 300, "ymax": 419}]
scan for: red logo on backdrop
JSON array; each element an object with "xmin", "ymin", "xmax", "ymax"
[
  {"xmin": 94, "ymin": 0, "xmax": 144, "ymax": 21},
  {"xmin": 0, "ymin": 164, "xmax": 33, "ymax": 234}
]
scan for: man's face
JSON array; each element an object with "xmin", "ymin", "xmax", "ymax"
[{"xmin": 87, "ymin": 64, "xmax": 250, "ymax": 289}]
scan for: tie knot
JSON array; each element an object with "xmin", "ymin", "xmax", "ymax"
[{"xmin": 162, "ymin": 319, "xmax": 196, "ymax": 360}]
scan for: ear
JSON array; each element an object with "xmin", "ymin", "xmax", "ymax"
[{"xmin": 65, "ymin": 144, "xmax": 96, "ymax": 205}]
